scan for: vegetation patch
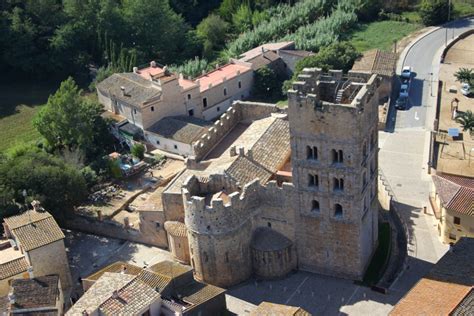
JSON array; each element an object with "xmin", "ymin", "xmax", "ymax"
[
  {"xmin": 363, "ymin": 222, "xmax": 392, "ymax": 286},
  {"xmin": 348, "ymin": 21, "xmax": 421, "ymax": 52}
]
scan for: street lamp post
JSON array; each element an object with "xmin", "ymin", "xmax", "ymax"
[{"xmin": 445, "ymin": 0, "xmax": 452, "ymax": 46}]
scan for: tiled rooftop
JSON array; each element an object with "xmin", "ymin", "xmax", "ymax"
[
  {"xmin": 4, "ymin": 210, "xmax": 65, "ymax": 252},
  {"xmin": 0, "ymin": 256, "xmax": 28, "ymax": 280},
  {"xmin": 239, "ymin": 41, "xmax": 294, "ymax": 61},
  {"xmin": 83, "ymin": 262, "xmax": 143, "ymax": 282},
  {"xmin": 147, "ymin": 260, "xmax": 192, "ymax": 278},
  {"xmin": 452, "ymin": 289, "xmax": 474, "ymax": 316},
  {"xmin": 10, "ymin": 275, "xmax": 60, "ymax": 312},
  {"xmin": 250, "ymin": 301, "xmax": 311, "ymax": 316},
  {"xmin": 178, "ymin": 281, "xmax": 225, "ymax": 307},
  {"xmin": 164, "ymin": 221, "xmax": 187, "ymax": 237},
  {"xmin": 226, "ymin": 155, "xmax": 273, "ymax": 185},
  {"xmin": 147, "ymin": 116, "xmax": 211, "ymax": 144},
  {"xmin": 99, "ymin": 279, "xmax": 160, "ymax": 316},
  {"xmin": 136, "ymin": 269, "xmax": 172, "ymax": 293},
  {"xmin": 432, "ymin": 174, "xmax": 474, "ymax": 216},
  {"xmin": 67, "ymin": 272, "xmax": 136, "ymax": 316},
  {"xmin": 196, "ymin": 63, "xmax": 252, "ymax": 92},
  {"xmin": 390, "ymin": 237, "xmax": 474, "ymax": 315}
]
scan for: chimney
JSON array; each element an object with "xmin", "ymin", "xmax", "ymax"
[
  {"xmin": 31, "ymin": 200, "xmax": 40, "ymax": 212},
  {"xmin": 120, "ymin": 86, "xmax": 126, "ymax": 96},
  {"xmin": 163, "ymin": 66, "xmax": 168, "ymax": 75},
  {"xmin": 112, "ymin": 290, "xmax": 119, "ymax": 299},
  {"xmin": 179, "ymin": 73, "xmax": 184, "ymax": 80},
  {"xmin": 261, "ymin": 46, "xmax": 264, "ymax": 53},
  {"xmin": 208, "ymin": 83, "xmax": 212, "ymax": 89},
  {"xmin": 120, "ymin": 265, "xmax": 127, "ymax": 274},
  {"xmin": 238, "ymin": 146, "xmax": 245, "ymax": 156},
  {"xmin": 150, "ymin": 61, "xmax": 157, "ymax": 68},
  {"xmin": 27, "ymin": 266, "xmax": 34, "ymax": 279},
  {"xmin": 237, "ymin": 70, "xmax": 240, "ymax": 75},
  {"xmin": 229, "ymin": 146, "xmax": 237, "ymax": 157},
  {"xmin": 222, "ymin": 76, "xmax": 227, "ymax": 82},
  {"xmin": 82, "ymin": 311, "xmax": 89, "ymax": 316},
  {"xmin": 215, "ymin": 64, "xmax": 219, "ymax": 69},
  {"xmin": 247, "ymin": 149, "xmax": 253, "ymax": 160},
  {"xmin": 132, "ymin": 67, "xmax": 138, "ymax": 73}
]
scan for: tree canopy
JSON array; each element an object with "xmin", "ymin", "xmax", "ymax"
[
  {"xmin": 33, "ymin": 77, "xmax": 113, "ymax": 160},
  {"xmin": 0, "ymin": 148, "xmax": 88, "ymax": 219}
]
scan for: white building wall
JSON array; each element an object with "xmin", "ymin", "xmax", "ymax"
[{"xmin": 144, "ymin": 131, "xmax": 192, "ymax": 156}]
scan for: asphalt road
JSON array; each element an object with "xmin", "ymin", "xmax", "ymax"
[{"xmin": 396, "ymin": 18, "xmax": 474, "ymax": 129}]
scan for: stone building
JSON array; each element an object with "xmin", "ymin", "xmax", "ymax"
[
  {"xmin": 430, "ymin": 173, "xmax": 474, "ymax": 243},
  {"xmin": 158, "ymin": 68, "xmax": 380, "ymax": 287},
  {"xmin": 0, "ymin": 204, "xmax": 72, "ymax": 295}
]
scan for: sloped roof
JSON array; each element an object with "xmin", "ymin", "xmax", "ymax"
[
  {"xmin": 0, "ymin": 257, "xmax": 28, "ymax": 280},
  {"xmin": 177, "ymin": 281, "xmax": 225, "ymax": 307},
  {"xmin": 251, "ymin": 118, "xmax": 291, "ymax": 172},
  {"xmin": 136, "ymin": 269, "xmax": 172, "ymax": 293},
  {"xmin": 351, "ymin": 49, "xmax": 397, "ymax": 77},
  {"xmin": 147, "ymin": 116, "xmax": 211, "ymax": 144},
  {"xmin": 97, "ymin": 73, "xmax": 162, "ymax": 108},
  {"xmin": 279, "ymin": 49, "xmax": 314, "ymax": 58},
  {"xmin": 164, "ymin": 221, "xmax": 187, "ymax": 237},
  {"xmin": 226, "ymin": 155, "xmax": 273, "ymax": 185},
  {"xmin": 252, "ymin": 227, "xmax": 293, "ymax": 252},
  {"xmin": 251, "ymin": 302, "xmax": 311, "ymax": 316},
  {"xmin": 10, "ymin": 275, "xmax": 60, "ymax": 312},
  {"xmin": 432, "ymin": 174, "xmax": 474, "ymax": 216},
  {"xmin": 246, "ymin": 51, "xmax": 282, "ymax": 70},
  {"xmin": 452, "ymin": 289, "xmax": 474, "ymax": 316},
  {"xmin": 239, "ymin": 42, "xmax": 295, "ymax": 61},
  {"xmin": 99, "ymin": 279, "xmax": 161, "ymax": 316},
  {"xmin": 148, "ymin": 260, "xmax": 192, "ymax": 278},
  {"xmin": 83, "ymin": 262, "xmax": 143, "ymax": 282},
  {"xmin": 196, "ymin": 63, "xmax": 252, "ymax": 92},
  {"xmin": 67, "ymin": 272, "xmax": 136, "ymax": 316},
  {"xmin": 4, "ymin": 211, "xmax": 65, "ymax": 251}
]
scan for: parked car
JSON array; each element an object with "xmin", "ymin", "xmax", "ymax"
[
  {"xmin": 395, "ymin": 96, "xmax": 408, "ymax": 110},
  {"xmin": 400, "ymin": 83, "xmax": 410, "ymax": 98},
  {"xmin": 461, "ymin": 83, "xmax": 472, "ymax": 96},
  {"xmin": 401, "ymin": 66, "xmax": 412, "ymax": 79}
]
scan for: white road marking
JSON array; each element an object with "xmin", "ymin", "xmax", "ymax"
[
  {"xmin": 285, "ymin": 276, "xmax": 309, "ymax": 304},
  {"xmin": 414, "ymin": 111, "xmax": 419, "ymax": 120}
]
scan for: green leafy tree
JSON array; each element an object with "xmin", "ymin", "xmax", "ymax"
[
  {"xmin": 233, "ymin": 4, "xmax": 254, "ymax": 33},
  {"xmin": 33, "ymin": 77, "xmax": 113, "ymax": 160},
  {"xmin": 196, "ymin": 14, "xmax": 229, "ymax": 59},
  {"xmin": 295, "ymin": 42, "xmax": 360, "ymax": 73},
  {"xmin": 252, "ymin": 66, "xmax": 285, "ymax": 101},
  {"xmin": 454, "ymin": 68, "xmax": 474, "ymax": 83},
  {"xmin": 0, "ymin": 149, "xmax": 88, "ymax": 219},
  {"xmin": 169, "ymin": 0, "xmax": 221, "ymax": 26},
  {"xmin": 219, "ymin": 0, "xmax": 242, "ymax": 21},
  {"xmin": 420, "ymin": 0, "xmax": 453, "ymax": 26},
  {"xmin": 455, "ymin": 110, "xmax": 474, "ymax": 136},
  {"xmin": 131, "ymin": 143, "xmax": 146, "ymax": 160}
]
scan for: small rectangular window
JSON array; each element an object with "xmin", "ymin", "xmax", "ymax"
[
  {"xmin": 133, "ymin": 108, "xmax": 137, "ymax": 114},
  {"xmin": 156, "ymin": 140, "xmax": 160, "ymax": 145},
  {"xmin": 155, "ymin": 222, "xmax": 160, "ymax": 230},
  {"xmin": 203, "ymin": 97, "xmax": 207, "ymax": 108},
  {"xmin": 238, "ymin": 81, "xmax": 242, "ymax": 89},
  {"xmin": 174, "ymin": 144, "xmax": 178, "ymax": 150},
  {"xmin": 217, "ymin": 107, "xmax": 220, "ymax": 112},
  {"xmin": 188, "ymin": 109, "xmax": 194, "ymax": 116},
  {"xmin": 151, "ymin": 106, "xmax": 154, "ymax": 112},
  {"xmin": 454, "ymin": 217, "xmax": 461, "ymax": 225},
  {"xmin": 187, "ymin": 94, "xmax": 191, "ymax": 100},
  {"xmin": 223, "ymin": 88, "xmax": 227, "ymax": 96},
  {"xmin": 312, "ymin": 200, "xmax": 320, "ymax": 212}
]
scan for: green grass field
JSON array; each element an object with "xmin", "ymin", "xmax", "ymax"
[
  {"xmin": 0, "ymin": 80, "xmax": 59, "ymax": 152},
  {"xmin": 349, "ymin": 20, "xmax": 422, "ymax": 52}
]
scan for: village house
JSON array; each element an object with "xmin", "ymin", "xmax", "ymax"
[
  {"xmin": 1, "ymin": 275, "xmax": 64, "ymax": 316},
  {"xmin": 96, "ymin": 41, "xmax": 311, "ymax": 156},
  {"xmin": 390, "ymin": 237, "xmax": 474, "ymax": 316},
  {"xmin": 430, "ymin": 173, "xmax": 474, "ymax": 243},
  {"xmin": 0, "ymin": 202, "xmax": 72, "ymax": 296},
  {"xmin": 68, "ymin": 260, "xmax": 226, "ymax": 316}
]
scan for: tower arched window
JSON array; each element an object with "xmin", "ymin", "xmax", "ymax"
[
  {"xmin": 311, "ymin": 200, "xmax": 320, "ymax": 212},
  {"xmin": 307, "ymin": 146, "xmax": 318, "ymax": 160},
  {"xmin": 332, "ymin": 149, "xmax": 343, "ymax": 163},
  {"xmin": 308, "ymin": 174, "xmax": 319, "ymax": 187},
  {"xmin": 334, "ymin": 204, "xmax": 343, "ymax": 218},
  {"xmin": 333, "ymin": 178, "xmax": 344, "ymax": 191}
]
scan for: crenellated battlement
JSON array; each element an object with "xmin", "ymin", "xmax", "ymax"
[{"xmin": 183, "ymin": 173, "xmax": 296, "ymax": 235}]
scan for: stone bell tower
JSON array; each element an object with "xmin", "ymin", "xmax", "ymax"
[{"xmin": 288, "ymin": 68, "xmax": 380, "ymax": 279}]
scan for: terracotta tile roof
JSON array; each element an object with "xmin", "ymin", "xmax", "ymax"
[
  {"xmin": 390, "ymin": 238, "xmax": 474, "ymax": 316},
  {"xmin": 390, "ymin": 278, "xmax": 471, "ymax": 316},
  {"xmin": 177, "ymin": 281, "xmax": 225, "ymax": 307},
  {"xmin": 84, "ymin": 262, "xmax": 143, "ymax": 282},
  {"xmin": 432, "ymin": 174, "xmax": 474, "ymax": 216},
  {"xmin": 147, "ymin": 260, "xmax": 192, "ymax": 278},
  {"xmin": 279, "ymin": 49, "xmax": 314, "ymax": 58},
  {"xmin": 251, "ymin": 118, "xmax": 290, "ymax": 172},
  {"xmin": 99, "ymin": 279, "xmax": 160, "ymax": 316},
  {"xmin": 136, "ymin": 269, "xmax": 172, "ymax": 293},
  {"xmin": 147, "ymin": 116, "xmax": 211, "ymax": 144},
  {"xmin": 251, "ymin": 302, "xmax": 311, "ymax": 316},
  {"xmin": 226, "ymin": 155, "xmax": 273, "ymax": 185},
  {"xmin": 67, "ymin": 272, "xmax": 136, "ymax": 316},
  {"xmin": 164, "ymin": 221, "xmax": 187, "ymax": 237},
  {"xmin": 0, "ymin": 257, "xmax": 28, "ymax": 280},
  {"xmin": 5, "ymin": 211, "xmax": 65, "ymax": 252},
  {"xmin": 351, "ymin": 49, "xmax": 396, "ymax": 77},
  {"xmin": 196, "ymin": 63, "xmax": 252, "ymax": 92},
  {"xmin": 452, "ymin": 289, "xmax": 474, "ymax": 316},
  {"xmin": 10, "ymin": 275, "xmax": 60, "ymax": 312}
]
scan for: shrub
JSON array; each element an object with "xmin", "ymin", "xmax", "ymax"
[
  {"xmin": 454, "ymin": 68, "xmax": 474, "ymax": 83},
  {"xmin": 420, "ymin": 0, "xmax": 453, "ymax": 26},
  {"xmin": 131, "ymin": 143, "xmax": 146, "ymax": 160},
  {"xmin": 252, "ymin": 66, "xmax": 285, "ymax": 101}
]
